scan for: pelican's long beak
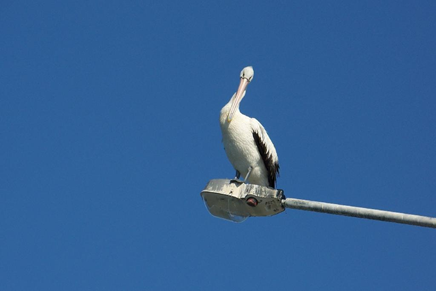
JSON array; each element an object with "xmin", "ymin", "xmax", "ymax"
[{"xmin": 227, "ymin": 78, "xmax": 249, "ymax": 122}]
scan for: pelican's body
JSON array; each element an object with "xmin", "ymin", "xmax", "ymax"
[{"xmin": 220, "ymin": 66, "xmax": 280, "ymax": 188}]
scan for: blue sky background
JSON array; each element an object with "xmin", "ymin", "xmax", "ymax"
[{"xmin": 1, "ymin": 1, "xmax": 435, "ymax": 290}]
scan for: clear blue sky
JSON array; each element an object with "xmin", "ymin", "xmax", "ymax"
[{"xmin": 1, "ymin": 1, "xmax": 435, "ymax": 290}]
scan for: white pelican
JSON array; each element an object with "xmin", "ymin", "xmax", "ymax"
[{"xmin": 220, "ymin": 66, "xmax": 280, "ymax": 188}]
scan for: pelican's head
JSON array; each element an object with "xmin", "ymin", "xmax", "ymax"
[
  {"xmin": 227, "ymin": 66, "xmax": 254, "ymax": 122},
  {"xmin": 240, "ymin": 66, "xmax": 254, "ymax": 82}
]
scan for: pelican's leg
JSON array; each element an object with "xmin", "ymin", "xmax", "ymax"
[
  {"xmin": 234, "ymin": 170, "xmax": 241, "ymax": 180},
  {"xmin": 244, "ymin": 166, "xmax": 253, "ymax": 182}
]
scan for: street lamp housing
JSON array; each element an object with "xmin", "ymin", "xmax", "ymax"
[{"xmin": 200, "ymin": 179, "xmax": 285, "ymax": 222}]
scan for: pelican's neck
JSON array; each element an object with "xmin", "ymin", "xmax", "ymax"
[{"xmin": 220, "ymin": 93, "xmax": 243, "ymax": 125}]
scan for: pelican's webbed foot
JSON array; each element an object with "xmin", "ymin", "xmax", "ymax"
[{"xmin": 230, "ymin": 170, "xmax": 243, "ymax": 183}]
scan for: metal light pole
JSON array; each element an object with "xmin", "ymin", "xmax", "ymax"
[
  {"xmin": 283, "ymin": 198, "xmax": 436, "ymax": 228},
  {"xmin": 201, "ymin": 179, "xmax": 436, "ymax": 228}
]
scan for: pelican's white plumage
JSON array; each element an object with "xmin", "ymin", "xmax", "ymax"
[{"xmin": 220, "ymin": 66, "xmax": 280, "ymax": 188}]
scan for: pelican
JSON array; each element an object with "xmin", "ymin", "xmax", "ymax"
[{"xmin": 220, "ymin": 66, "xmax": 280, "ymax": 188}]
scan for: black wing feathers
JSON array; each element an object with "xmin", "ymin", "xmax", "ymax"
[{"xmin": 252, "ymin": 131, "xmax": 280, "ymax": 188}]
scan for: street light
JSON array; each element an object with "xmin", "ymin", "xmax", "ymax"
[
  {"xmin": 201, "ymin": 179, "xmax": 285, "ymax": 222},
  {"xmin": 200, "ymin": 179, "xmax": 436, "ymax": 228}
]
